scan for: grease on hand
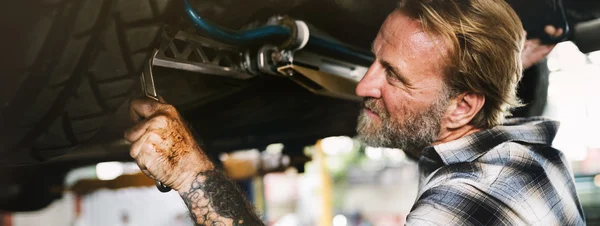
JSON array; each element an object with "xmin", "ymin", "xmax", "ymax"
[{"xmin": 152, "ymin": 117, "xmax": 194, "ymax": 170}]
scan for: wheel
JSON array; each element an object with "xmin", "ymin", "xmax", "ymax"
[{"xmin": 0, "ymin": 0, "xmax": 179, "ymax": 165}]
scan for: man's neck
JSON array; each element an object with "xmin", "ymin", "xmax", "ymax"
[{"xmin": 432, "ymin": 125, "xmax": 481, "ymax": 146}]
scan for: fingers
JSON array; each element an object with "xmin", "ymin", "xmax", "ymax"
[
  {"xmin": 130, "ymin": 130, "xmax": 165, "ymax": 157},
  {"xmin": 136, "ymin": 152, "xmax": 158, "ymax": 180},
  {"xmin": 544, "ymin": 25, "xmax": 564, "ymax": 38},
  {"xmin": 134, "ymin": 159, "xmax": 154, "ymax": 179},
  {"xmin": 556, "ymin": 28, "xmax": 564, "ymax": 37},
  {"xmin": 129, "ymin": 130, "xmax": 168, "ymax": 177},
  {"xmin": 124, "ymin": 119, "xmax": 150, "ymax": 143},
  {"xmin": 124, "ymin": 115, "xmax": 169, "ymax": 143},
  {"xmin": 130, "ymin": 133, "xmax": 151, "ymax": 159},
  {"xmin": 158, "ymin": 96, "xmax": 167, "ymax": 104},
  {"xmin": 129, "ymin": 97, "xmax": 163, "ymax": 122},
  {"xmin": 544, "ymin": 25, "xmax": 556, "ymax": 36},
  {"xmin": 130, "ymin": 130, "xmax": 172, "ymax": 183}
]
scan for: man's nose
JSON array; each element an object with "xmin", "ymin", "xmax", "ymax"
[{"xmin": 356, "ymin": 63, "xmax": 383, "ymax": 99}]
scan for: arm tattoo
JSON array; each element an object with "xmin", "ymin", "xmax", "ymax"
[{"xmin": 181, "ymin": 169, "xmax": 264, "ymax": 226}]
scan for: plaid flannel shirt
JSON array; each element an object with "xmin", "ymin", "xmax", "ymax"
[{"xmin": 406, "ymin": 117, "xmax": 585, "ymax": 225}]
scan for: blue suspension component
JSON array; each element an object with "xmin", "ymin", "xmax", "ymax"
[
  {"xmin": 184, "ymin": 0, "xmax": 374, "ymax": 66},
  {"xmin": 184, "ymin": 0, "xmax": 292, "ymax": 46},
  {"xmin": 306, "ymin": 36, "xmax": 374, "ymax": 66}
]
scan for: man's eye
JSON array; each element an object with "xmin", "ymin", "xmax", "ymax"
[
  {"xmin": 384, "ymin": 67, "xmax": 396, "ymax": 79},
  {"xmin": 383, "ymin": 66, "xmax": 406, "ymax": 86}
]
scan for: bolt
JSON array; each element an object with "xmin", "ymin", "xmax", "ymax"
[
  {"xmin": 285, "ymin": 69, "xmax": 294, "ymax": 76},
  {"xmin": 164, "ymin": 26, "xmax": 178, "ymax": 37},
  {"xmin": 271, "ymin": 51, "xmax": 284, "ymax": 62}
]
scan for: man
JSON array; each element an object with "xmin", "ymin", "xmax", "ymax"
[{"xmin": 124, "ymin": 0, "xmax": 585, "ymax": 225}]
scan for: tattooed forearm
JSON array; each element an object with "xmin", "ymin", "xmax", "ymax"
[{"xmin": 180, "ymin": 169, "xmax": 264, "ymax": 226}]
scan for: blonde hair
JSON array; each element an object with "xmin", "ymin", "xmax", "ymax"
[{"xmin": 398, "ymin": 0, "xmax": 525, "ymax": 128}]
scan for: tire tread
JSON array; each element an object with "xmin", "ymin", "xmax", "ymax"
[{"xmin": 1, "ymin": 0, "xmax": 175, "ymax": 164}]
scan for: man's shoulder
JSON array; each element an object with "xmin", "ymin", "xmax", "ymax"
[
  {"xmin": 424, "ymin": 117, "xmax": 570, "ymax": 194},
  {"xmin": 426, "ymin": 140, "xmax": 572, "ymax": 204},
  {"xmin": 430, "ymin": 117, "xmax": 560, "ymax": 166},
  {"xmin": 414, "ymin": 141, "xmax": 585, "ymax": 225},
  {"xmin": 427, "ymin": 140, "xmax": 557, "ymax": 186}
]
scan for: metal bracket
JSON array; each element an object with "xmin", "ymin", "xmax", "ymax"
[
  {"xmin": 277, "ymin": 64, "xmax": 361, "ymax": 102},
  {"xmin": 147, "ymin": 27, "xmax": 368, "ymax": 102},
  {"xmin": 258, "ymin": 45, "xmax": 294, "ymax": 76},
  {"xmin": 153, "ymin": 28, "xmax": 255, "ymax": 79}
]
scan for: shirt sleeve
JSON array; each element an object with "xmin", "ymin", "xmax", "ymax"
[{"xmin": 406, "ymin": 181, "xmax": 525, "ymax": 226}]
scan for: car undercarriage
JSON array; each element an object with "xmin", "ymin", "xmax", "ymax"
[{"xmin": 1, "ymin": 0, "xmax": 599, "ymax": 211}]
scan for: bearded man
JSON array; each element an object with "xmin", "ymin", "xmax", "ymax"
[{"xmin": 125, "ymin": 0, "xmax": 585, "ymax": 225}]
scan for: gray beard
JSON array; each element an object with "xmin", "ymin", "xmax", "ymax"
[{"xmin": 356, "ymin": 96, "xmax": 448, "ymax": 161}]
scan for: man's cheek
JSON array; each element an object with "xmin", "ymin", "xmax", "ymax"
[
  {"xmin": 376, "ymin": 101, "xmax": 393, "ymax": 121},
  {"xmin": 359, "ymin": 114, "xmax": 380, "ymax": 134}
]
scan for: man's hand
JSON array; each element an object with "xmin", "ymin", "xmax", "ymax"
[
  {"xmin": 522, "ymin": 25, "xmax": 564, "ymax": 70},
  {"xmin": 124, "ymin": 97, "xmax": 213, "ymax": 191},
  {"xmin": 124, "ymin": 97, "xmax": 264, "ymax": 226}
]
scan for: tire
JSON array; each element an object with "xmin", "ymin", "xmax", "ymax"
[{"xmin": 0, "ymin": 0, "xmax": 178, "ymax": 165}]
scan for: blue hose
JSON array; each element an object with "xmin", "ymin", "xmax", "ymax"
[
  {"xmin": 306, "ymin": 36, "xmax": 374, "ymax": 65},
  {"xmin": 184, "ymin": 0, "xmax": 374, "ymax": 65},
  {"xmin": 184, "ymin": 0, "xmax": 292, "ymax": 46}
]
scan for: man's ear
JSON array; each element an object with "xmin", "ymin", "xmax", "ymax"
[{"xmin": 445, "ymin": 92, "xmax": 485, "ymax": 129}]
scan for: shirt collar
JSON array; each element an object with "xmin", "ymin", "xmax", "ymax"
[{"xmin": 421, "ymin": 117, "xmax": 560, "ymax": 166}]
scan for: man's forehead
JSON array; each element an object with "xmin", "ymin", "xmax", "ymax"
[
  {"xmin": 384, "ymin": 10, "xmax": 423, "ymax": 37},
  {"xmin": 375, "ymin": 10, "xmax": 442, "ymax": 52},
  {"xmin": 373, "ymin": 10, "xmax": 450, "ymax": 63}
]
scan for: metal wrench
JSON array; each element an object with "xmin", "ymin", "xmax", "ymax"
[{"xmin": 140, "ymin": 49, "xmax": 172, "ymax": 193}]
